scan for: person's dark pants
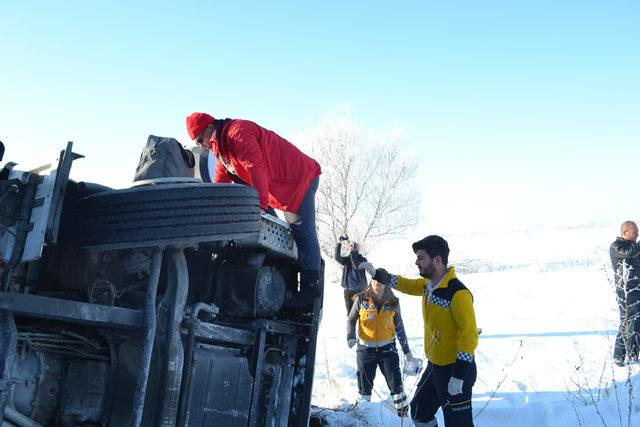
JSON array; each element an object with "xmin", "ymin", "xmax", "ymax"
[
  {"xmin": 356, "ymin": 343, "xmax": 404, "ymax": 398},
  {"xmin": 284, "ymin": 177, "xmax": 321, "ymax": 288},
  {"xmin": 411, "ymin": 361, "xmax": 476, "ymax": 427},
  {"xmin": 614, "ymin": 283, "xmax": 640, "ymax": 361},
  {"xmin": 344, "ymin": 289, "xmax": 358, "ymax": 315}
]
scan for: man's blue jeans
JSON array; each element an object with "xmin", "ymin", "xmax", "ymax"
[{"xmin": 284, "ymin": 177, "xmax": 321, "ymax": 287}]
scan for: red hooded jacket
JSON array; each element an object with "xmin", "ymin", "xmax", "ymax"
[{"xmin": 211, "ymin": 119, "xmax": 321, "ymax": 213}]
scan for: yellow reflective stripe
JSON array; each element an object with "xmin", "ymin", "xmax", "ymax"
[{"xmin": 448, "ymin": 399, "xmax": 471, "ymax": 406}]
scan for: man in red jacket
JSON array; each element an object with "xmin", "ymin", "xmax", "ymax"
[{"xmin": 186, "ymin": 112, "xmax": 322, "ymax": 306}]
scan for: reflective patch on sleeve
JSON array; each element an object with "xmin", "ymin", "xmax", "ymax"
[
  {"xmin": 390, "ymin": 275, "xmax": 398, "ymax": 288},
  {"xmin": 457, "ymin": 351, "xmax": 474, "ymax": 362}
]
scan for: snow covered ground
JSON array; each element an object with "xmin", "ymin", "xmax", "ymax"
[{"xmin": 310, "ymin": 224, "xmax": 640, "ymax": 426}]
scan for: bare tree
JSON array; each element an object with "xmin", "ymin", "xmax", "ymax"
[{"xmin": 296, "ymin": 111, "xmax": 421, "ymax": 257}]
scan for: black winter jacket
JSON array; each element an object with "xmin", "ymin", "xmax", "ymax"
[
  {"xmin": 334, "ymin": 242, "xmax": 368, "ymax": 292},
  {"xmin": 610, "ymin": 237, "xmax": 640, "ymax": 287}
]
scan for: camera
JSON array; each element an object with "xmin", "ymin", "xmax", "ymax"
[{"xmin": 339, "ymin": 235, "xmax": 349, "ymax": 241}]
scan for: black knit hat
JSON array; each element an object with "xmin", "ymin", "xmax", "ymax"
[{"xmin": 412, "ymin": 235, "xmax": 449, "ymax": 265}]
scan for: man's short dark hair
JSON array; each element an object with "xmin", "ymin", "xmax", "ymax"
[{"xmin": 412, "ymin": 235, "xmax": 449, "ymax": 266}]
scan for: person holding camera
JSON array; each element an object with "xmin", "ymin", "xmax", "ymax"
[
  {"xmin": 346, "ymin": 278, "xmax": 416, "ymax": 417},
  {"xmin": 359, "ymin": 235, "xmax": 478, "ymax": 427},
  {"xmin": 335, "ymin": 235, "xmax": 369, "ymax": 314}
]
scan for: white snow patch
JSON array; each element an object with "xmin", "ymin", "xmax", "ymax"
[{"xmin": 312, "ymin": 225, "xmax": 640, "ymax": 426}]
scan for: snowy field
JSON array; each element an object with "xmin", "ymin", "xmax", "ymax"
[{"xmin": 310, "ymin": 224, "xmax": 640, "ymax": 426}]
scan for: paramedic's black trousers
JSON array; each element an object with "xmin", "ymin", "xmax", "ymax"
[{"xmin": 411, "ymin": 361, "xmax": 477, "ymax": 427}]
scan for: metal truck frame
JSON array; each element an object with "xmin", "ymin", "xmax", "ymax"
[{"xmin": 0, "ymin": 143, "xmax": 323, "ymax": 427}]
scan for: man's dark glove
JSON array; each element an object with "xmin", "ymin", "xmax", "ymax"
[{"xmin": 373, "ymin": 268, "xmax": 391, "ymax": 286}]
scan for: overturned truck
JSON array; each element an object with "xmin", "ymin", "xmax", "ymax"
[{"xmin": 0, "ymin": 142, "xmax": 323, "ymax": 426}]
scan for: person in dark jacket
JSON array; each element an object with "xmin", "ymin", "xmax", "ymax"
[
  {"xmin": 335, "ymin": 237, "xmax": 368, "ymax": 314},
  {"xmin": 610, "ymin": 220, "xmax": 640, "ymax": 366},
  {"xmin": 186, "ymin": 112, "xmax": 322, "ymax": 307},
  {"xmin": 347, "ymin": 279, "xmax": 416, "ymax": 418}
]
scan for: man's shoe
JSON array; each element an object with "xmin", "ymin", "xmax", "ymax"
[
  {"xmin": 614, "ymin": 358, "xmax": 625, "ymax": 367},
  {"xmin": 285, "ymin": 287, "xmax": 321, "ymax": 308}
]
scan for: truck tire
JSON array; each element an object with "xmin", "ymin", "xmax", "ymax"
[{"xmin": 72, "ymin": 183, "xmax": 261, "ymax": 250}]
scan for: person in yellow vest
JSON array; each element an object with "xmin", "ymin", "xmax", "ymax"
[
  {"xmin": 360, "ymin": 235, "xmax": 478, "ymax": 427},
  {"xmin": 346, "ymin": 278, "xmax": 418, "ymax": 418}
]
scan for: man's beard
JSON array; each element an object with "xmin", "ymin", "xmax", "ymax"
[{"xmin": 419, "ymin": 265, "xmax": 435, "ymax": 279}]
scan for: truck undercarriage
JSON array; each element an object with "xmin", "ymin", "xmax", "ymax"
[{"xmin": 0, "ymin": 143, "xmax": 322, "ymax": 426}]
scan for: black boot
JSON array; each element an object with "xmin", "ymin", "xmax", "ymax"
[
  {"xmin": 285, "ymin": 285, "xmax": 321, "ymax": 308},
  {"xmin": 286, "ymin": 269, "xmax": 321, "ymax": 308}
]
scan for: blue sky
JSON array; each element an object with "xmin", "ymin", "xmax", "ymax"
[{"xmin": 1, "ymin": 1, "xmax": 638, "ymax": 233}]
